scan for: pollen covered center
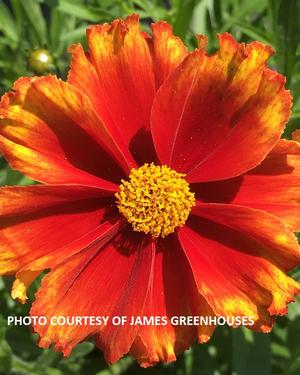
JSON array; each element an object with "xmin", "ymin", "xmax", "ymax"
[{"xmin": 115, "ymin": 163, "xmax": 195, "ymax": 238}]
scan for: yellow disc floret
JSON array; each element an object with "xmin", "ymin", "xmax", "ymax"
[{"xmin": 115, "ymin": 163, "xmax": 195, "ymax": 238}]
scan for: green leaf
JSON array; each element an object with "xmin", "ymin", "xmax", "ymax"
[
  {"xmin": 219, "ymin": 0, "xmax": 268, "ymax": 34},
  {"xmin": 70, "ymin": 342, "xmax": 94, "ymax": 358},
  {"xmin": 0, "ymin": 316, "xmax": 12, "ymax": 374},
  {"xmin": 0, "ymin": 340, "xmax": 12, "ymax": 374},
  {"xmin": 232, "ymin": 22, "xmax": 272, "ymax": 45},
  {"xmin": 45, "ymin": 368, "xmax": 63, "ymax": 375},
  {"xmin": 191, "ymin": 328, "xmax": 229, "ymax": 375},
  {"xmin": 60, "ymin": 26, "xmax": 87, "ymax": 43},
  {"xmin": 11, "ymin": 353, "xmax": 36, "ymax": 374},
  {"xmin": 291, "ymin": 265, "xmax": 300, "ymax": 282},
  {"xmin": 6, "ymin": 324, "xmax": 42, "ymax": 361},
  {"xmin": 2, "ymin": 168, "xmax": 33, "ymax": 186},
  {"xmin": 173, "ymin": 0, "xmax": 198, "ymax": 40},
  {"xmin": 271, "ymin": 342, "xmax": 290, "ymax": 359},
  {"xmin": 286, "ymin": 357, "xmax": 300, "ymax": 375},
  {"xmin": 10, "ymin": 0, "xmax": 24, "ymax": 37},
  {"xmin": 191, "ymin": 0, "xmax": 214, "ymax": 35},
  {"xmin": 287, "ymin": 317, "xmax": 300, "ymax": 356},
  {"xmin": 20, "ymin": 0, "xmax": 48, "ymax": 46},
  {"xmin": 184, "ymin": 347, "xmax": 193, "ymax": 375},
  {"xmin": 0, "ymin": 316, "xmax": 7, "ymax": 342},
  {"xmin": 49, "ymin": 8, "xmax": 65, "ymax": 52},
  {"xmin": 95, "ymin": 355, "xmax": 133, "ymax": 375},
  {"xmin": 33, "ymin": 349, "xmax": 60, "ymax": 370},
  {"xmin": 270, "ymin": 0, "xmax": 300, "ymax": 83},
  {"xmin": 232, "ymin": 328, "xmax": 271, "ymax": 375},
  {"xmin": 292, "ymin": 111, "xmax": 300, "ymax": 119},
  {"xmin": 58, "ymin": 0, "xmax": 111, "ymax": 21},
  {"xmin": 0, "ymin": 2, "xmax": 18, "ymax": 44}
]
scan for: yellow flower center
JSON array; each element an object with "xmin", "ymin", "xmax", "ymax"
[{"xmin": 115, "ymin": 163, "xmax": 195, "ymax": 238}]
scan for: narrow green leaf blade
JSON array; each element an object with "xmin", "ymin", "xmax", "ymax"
[
  {"xmin": 232, "ymin": 328, "xmax": 271, "ymax": 375},
  {"xmin": 0, "ymin": 2, "xmax": 18, "ymax": 43},
  {"xmin": 20, "ymin": 0, "xmax": 48, "ymax": 45},
  {"xmin": 173, "ymin": 0, "xmax": 198, "ymax": 40}
]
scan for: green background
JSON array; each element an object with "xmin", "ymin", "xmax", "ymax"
[{"xmin": 0, "ymin": 0, "xmax": 300, "ymax": 374}]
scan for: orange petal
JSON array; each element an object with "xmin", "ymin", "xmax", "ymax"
[
  {"xmin": 151, "ymin": 33, "xmax": 291, "ymax": 182},
  {"xmin": 150, "ymin": 21, "xmax": 188, "ymax": 87},
  {"xmin": 178, "ymin": 216, "xmax": 300, "ymax": 329},
  {"xmin": 0, "ymin": 76, "xmax": 35, "ymax": 108},
  {"xmin": 0, "ymin": 75, "xmax": 134, "ymax": 187},
  {"xmin": 30, "ymin": 230, "xmax": 154, "ymax": 362},
  {"xmin": 195, "ymin": 139, "xmax": 300, "ymax": 231},
  {"xmin": 192, "ymin": 203, "xmax": 300, "ymax": 270},
  {"xmin": 130, "ymin": 236, "xmax": 196, "ymax": 367},
  {"xmin": 68, "ymin": 14, "xmax": 156, "ymax": 164},
  {"xmin": 11, "ymin": 269, "xmax": 41, "ymax": 304},
  {"xmin": 96, "ymin": 238, "xmax": 155, "ymax": 364},
  {"xmin": 194, "ymin": 295, "xmax": 217, "ymax": 344},
  {"xmin": 180, "ymin": 255, "xmax": 217, "ymax": 344},
  {"xmin": 0, "ymin": 185, "xmax": 119, "ymax": 276},
  {"xmin": 292, "ymin": 129, "xmax": 300, "ymax": 142}
]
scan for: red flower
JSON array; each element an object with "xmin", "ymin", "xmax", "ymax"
[{"xmin": 1, "ymin": 14, "xmax": 300, "ymax": 367}]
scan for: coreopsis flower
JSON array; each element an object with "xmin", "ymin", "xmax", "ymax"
[{"xmin": 0, "ymin": 14, "xmax": 300, "ymax": 367}]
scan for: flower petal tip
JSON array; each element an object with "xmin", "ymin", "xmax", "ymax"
[
  {"xmin": 267, "ymin": 280, "xmax": 300, "ymax": 316},
  {"xmin": 196, "ymin": 34, "xmax": 208, "ymax": 49},
  {"xmin": 198, "ymin": 334, "xmax": 211, "ymax": 344},
  {"xmin": 292, "ymin": 129, "xmax": 300, "ymax": 142},
  {"xmin": 11, "ymin": 279, "xmax": 28, "ymax": 304},
  {"xmin": 11, "ymin": 270, "xmax": 41, "ymax": 304}
]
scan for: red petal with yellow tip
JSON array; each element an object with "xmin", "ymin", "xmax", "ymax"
[
  {"xmin": 151, "ymin": 33, "xmax": 291, "ymax": 182},
  {"xmin": 178, "ymin": 216, "xmax": 300, "ymax": 326},
  {"xmin": 30, "ymin": 230, "xmax": 154, "ymax": 363},
  {"xmin": 0, "ymin": 185, "xmax": 119, "ymax": 279},
  {"xmin": 149, "ymin": 21, "xmax": 188, "ymax": 87},
  {"xmin": 68, "ymin": 14, "xmax": 156, "ymax": 164},
  {"xmin": 130, "ymin": 236, "xmax": 196, "ymax": 367},
  {"xmin": 96, "ymin": 237, "xmax": 155, "ymax": 364},
  {"xmin": 192, "ymin": 203, "xmax": 300, "ymax": 270},
  {"xmin": 0, "ymin": 76, "xmax": 132, "ymax": 187},
  {"xmin": 0, "ymin": 76, "xmax": 33, "ymax": 108},
  {"xmin": 195, "ymin": 139, "xmax": 300, "ymax": 231},
  {"xmin": 188, "ymin": 292, "xmax": 217, "ymax": 344}
]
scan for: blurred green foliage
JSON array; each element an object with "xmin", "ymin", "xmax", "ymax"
[{"xmin": 0, "ymin": 0, "xmax": 300, "ymax": 374}]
